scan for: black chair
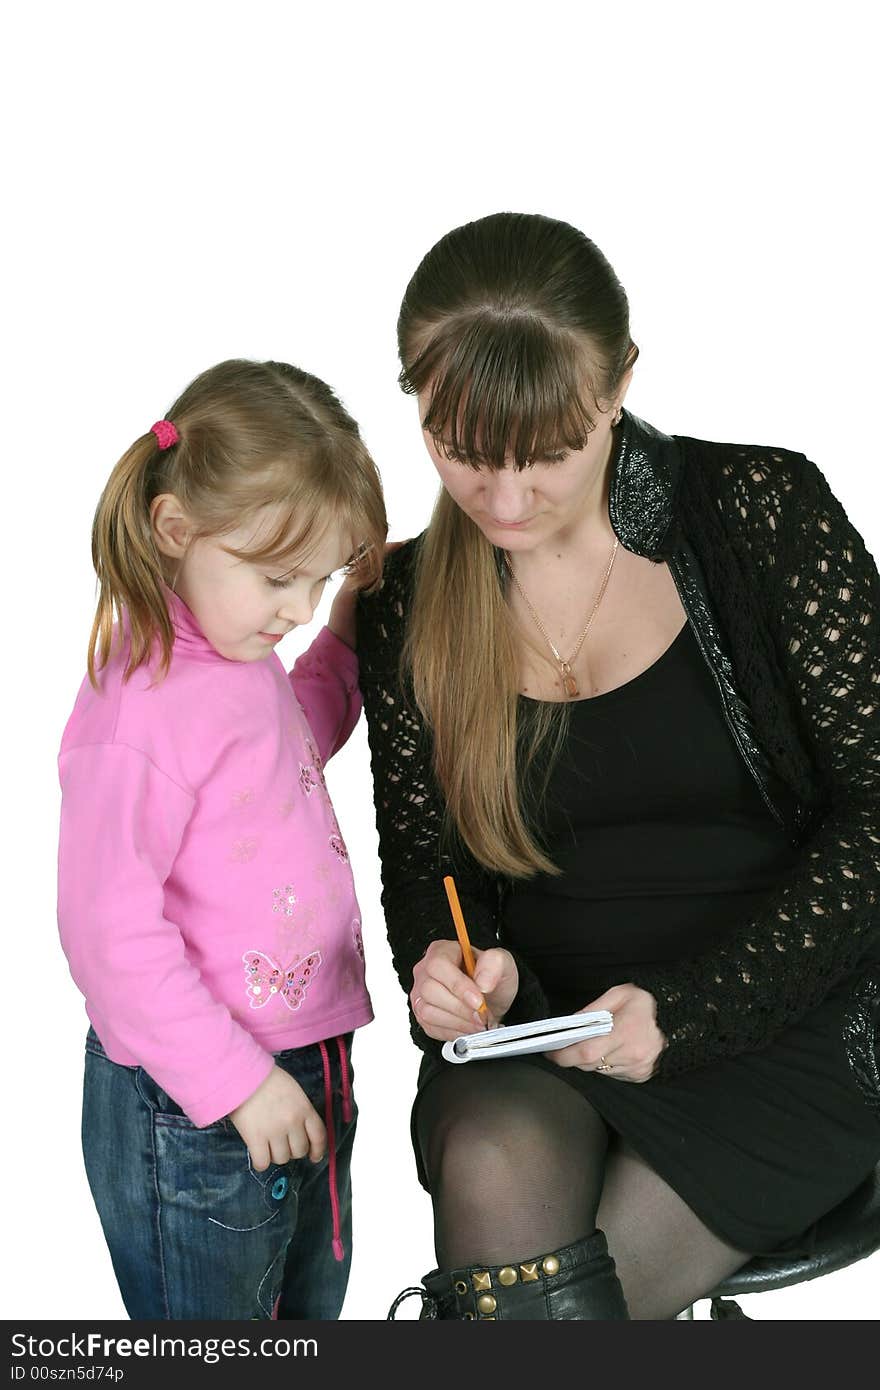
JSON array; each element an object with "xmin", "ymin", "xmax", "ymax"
[{"xmin": 677, "ymin": 1162, "xmax": 880, "ymax": 1319}]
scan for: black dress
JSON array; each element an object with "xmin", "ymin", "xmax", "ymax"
[{"xmin": 416, "ymin": 619, "xmax": 880, "ymax": 1254}]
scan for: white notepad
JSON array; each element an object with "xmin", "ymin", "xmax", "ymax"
[{"xmin": 441, "ymin": 1010, "xmax": 613, "ymax": 1064}]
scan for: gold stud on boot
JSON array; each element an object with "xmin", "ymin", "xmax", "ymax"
[{"xmin": 395, "ymin": 1231, "xmax": 629, "ymax": 1320}]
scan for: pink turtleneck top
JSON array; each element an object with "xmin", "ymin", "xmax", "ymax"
[{"xmin": 57, "ymin": 592, "xmax": 372, "ymax": 1127}]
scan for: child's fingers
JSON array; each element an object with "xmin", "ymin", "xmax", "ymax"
[
  {"xmin": 268, "ymin": 1133, "xmax": 296, "ymax": 1166},
  {"xmin": 248, "ymin": 1138, "xmax": 272, "ymax": 1172},
  {"xmin": 305, "ymin": 1110, "xmax": 328, "ymax": 1164},
  {"xmin": 277, "ymin": 1128, "xmax": 305, "ymax": 1163}
]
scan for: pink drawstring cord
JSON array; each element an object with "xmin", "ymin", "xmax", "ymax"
[
  {"xmin": 337, "ymin": 1035, "xmax": 353, "ymax": 1123},
  {"xmin": 272, "ymin": 1037, "xmax": 353, "ymax": 1311},
  {"xmin": 318, "ymin": 1039, "xmax": 344, "ymax": 1262}
]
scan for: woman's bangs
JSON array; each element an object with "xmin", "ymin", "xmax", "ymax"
[{"xmin": 410, "ymin": 318, "xmax": 599, "ymax": 468}]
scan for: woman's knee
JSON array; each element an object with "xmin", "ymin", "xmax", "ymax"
[{"xmin": 416, "ymin": 1063, "xmax": 608, "ymax": 1201}]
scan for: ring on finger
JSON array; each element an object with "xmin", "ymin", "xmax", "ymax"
[{"xmin": 596, "ymin": 1055, "xmax": 614, "ymax": 1073}]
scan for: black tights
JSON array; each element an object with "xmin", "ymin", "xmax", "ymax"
[{"xmin": 416, "ymin": 1061, "xmax": 752, "ymax": 1320}]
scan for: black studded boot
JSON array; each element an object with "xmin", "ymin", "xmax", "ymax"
[{"xmin": 387, "ymin": 1231, "xmax": 629, "ymax": 1320}]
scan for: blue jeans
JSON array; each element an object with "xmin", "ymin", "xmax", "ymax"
[{"xmin": 82, "ymin": 1028, "xmax": 357, "ymax": 1320}]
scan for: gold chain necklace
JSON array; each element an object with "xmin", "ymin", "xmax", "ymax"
[{"xmin": 504, "ymin": 539, "xmax": 619, "ymax": 698}]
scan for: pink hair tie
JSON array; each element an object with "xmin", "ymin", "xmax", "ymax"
[{"xmin": 151, "ymin": 419, "xmax": 180, "ymax": 450}]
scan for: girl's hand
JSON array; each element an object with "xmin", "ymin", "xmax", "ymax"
[
  {"xmin": 548, "ymin": 983, "xmax": 667, "ymax": 1083},
  {"xmin": 328, "ymin": 540, "xmax": 408, "ymax": 651},
  {"xmin": 327, "ymin": 574, "xmax": 360, "ymax": 651},
  {"xmin": 229, "ymin": 1066, "xmax": 327, "ymax": 1171},
  {"xmin": 410, "ymin": 939, "xmax": 519, "ymax": 1039}
]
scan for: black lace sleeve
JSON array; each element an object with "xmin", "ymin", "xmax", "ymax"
[
  {"xmin": 357, "ymin": 541, "xmax": 550, "ymax": 1055},
  {"xmin": 631, "ymin": 451, "xmax": 880, "ymax": 1078}
]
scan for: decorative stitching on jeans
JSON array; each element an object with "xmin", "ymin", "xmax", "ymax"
[
  {"xmin": 206, "ymin": 1152, "xmax": 288, "ymax": 1230},
  {"xmin": 148, "ymin": 1110, "xmax": 171, "ymax": 1318},
  {"xmin": 256, "ymin": 1245, "xmax": 288, "ymax": 1318},
  {"xmin": 207, "ymin": 1211, "xmax": 280, "ymax": 1233}
]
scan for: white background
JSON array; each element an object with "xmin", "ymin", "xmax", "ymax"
[{"xmin": 3, "ymin": 0, "xmax": 877, "ymax": 1322}]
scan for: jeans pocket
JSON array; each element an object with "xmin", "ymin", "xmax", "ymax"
[
  {"xmin": 135, "ymin": 1069, "xmax": 296, "ymax": 1227},
  {"xmin": 134, "ymin": 1067, "xmax": 230, "ymax": 1133},
  {"xmin": 85, "ymin": 1025, "xmax": 108, "ymax": 1059}
]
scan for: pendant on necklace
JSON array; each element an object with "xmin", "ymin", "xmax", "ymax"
[{"xmin": 560, "ymin": 662, "xmax": 579, "ymax": 699}]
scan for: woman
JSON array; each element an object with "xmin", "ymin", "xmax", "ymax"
[{"xmin": 356, "ymin": 212, "xmax": 880, "ymax": 1319}]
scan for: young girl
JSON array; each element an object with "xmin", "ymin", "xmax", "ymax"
[{"xmin": 57, "ymin": 358, "xmax": 386, "ymax": 1321}]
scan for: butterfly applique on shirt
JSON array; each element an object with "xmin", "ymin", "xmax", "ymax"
[{"xmin": 242, "ymin": 949, "xmax": 322, "ymax": 1010}]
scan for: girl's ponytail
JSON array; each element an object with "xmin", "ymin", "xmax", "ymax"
[{"xmin": 87, "ymin": 432, "xmax": 175, "ymax": 687}]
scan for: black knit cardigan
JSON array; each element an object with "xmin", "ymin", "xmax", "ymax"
[{"xmin": 357, "ymin": 427, "xmax": 879, "ymax": 1085}]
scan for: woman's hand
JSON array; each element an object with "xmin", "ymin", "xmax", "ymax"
[
  {"xmin": 327, "ymin": 573, "xmax": 360, "ymax": 650},
  {"xmin": 229, "ymin": 1066, "xmax": 327, "ymax": 1171},
  {"xmin": 410, "ymin": 939, "xmax": 519, "ymax": 1039},
  {"xmin": 548, "ymin": 983, "xmax": 667, "ymax": 1083}
]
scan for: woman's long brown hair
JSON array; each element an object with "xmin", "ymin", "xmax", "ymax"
[
  {"xmin": 89, "ymin": 359, "xmax": 386, "ymax": 686},
  {"xmin": 398, "ymin": 213, "xmax": 637, "ymax": 877}
]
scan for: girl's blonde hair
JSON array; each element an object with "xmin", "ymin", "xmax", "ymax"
[
  {"xmin": 397, "ymin": 213, "xmax": 638, "ymax": 878},
  {"xmin": 89, "ymin": 358, "xmax": 386, "ymax": 687}
]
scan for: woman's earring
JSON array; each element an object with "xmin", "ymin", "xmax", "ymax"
[{"xmin": 612, "ymin": 406, "xmax": 623, "ymax": 426}]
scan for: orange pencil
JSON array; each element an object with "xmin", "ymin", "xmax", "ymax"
[{"xmin": 442, "ymin": 875, "xmax": 490, "ymax": 1022}]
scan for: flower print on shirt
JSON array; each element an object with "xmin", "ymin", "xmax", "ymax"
[
  {"xmin": 298, "ymin": 733, "xmax": 347, "ymax": 869},
  {"xmin": 268, "ymin": 888, "xmax": 322, "ymax": 971},
  {"xmin": 272, "ymin": 884, "xmax": 298, "ymax": 918},
  {"xmin": 303, "ymin": 737, "xmax": 350, "ymax": 862},
  {"xmin": 352, "ymin": 918, "xmax": 364, "ymax": 963},
  {"xmin": 329, "ymin": 833, "xmax": 349, "ymax": 862},
  {"xmin": 230, "ymin": 837, "xmax": 259, "ymax": 863},
  {"xmin": 338, "ymin": 921, "xmax": 366, "ymax": 996},
  {"xmin": 299, "ymin": 762, "xmax": 320, "ymax": 797},
  {"xmin": 313, "ymin": 861, "xmax": 344, "ymax": 908},
  {"xmin": 339, "ymin": 960, "xmax": 359, "ymax": 996},
  {"xmin": 242, "ymin": 949, "xmax": 322, "ymax": 1011},
  {"xmin": 305, "ymin": 738, "xmax": 327, "ymax": 789}
]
